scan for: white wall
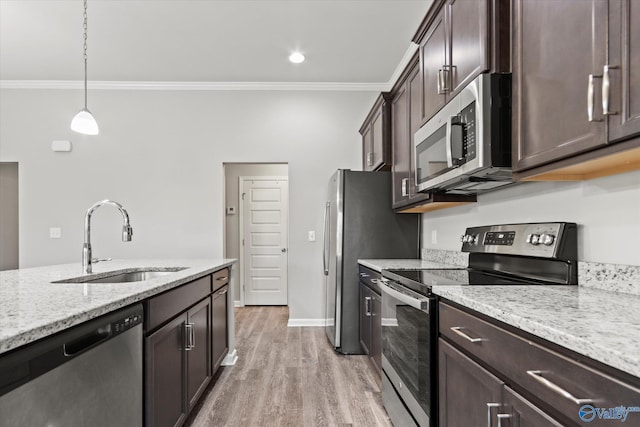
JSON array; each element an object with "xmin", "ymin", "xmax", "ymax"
[
  {"xmin": 421, "ymin": 170, "xmax": 640, "ymax": 266},
  {"xmin": 0, "ymin": 88, "xmax": 375, "ymax": 320},
  {"xmin": 224, "ymin": 162, "xmax": 289, "ymax": 302}
]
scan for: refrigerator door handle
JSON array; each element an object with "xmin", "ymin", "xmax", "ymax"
[{"xmin": 322, "ymin": 201, "xmax": 330, "ymax": 275}]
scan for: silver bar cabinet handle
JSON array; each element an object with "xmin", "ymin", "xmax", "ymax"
[
  {"xmin": 437, "ymin": 69, "xmax": 443, "ymax": 94},
  {"xmin": 487, "ymin": 403, "xmax": 500, "ymax": 427},
  {"xmin": 218, "ymin": 289, "xmax": 228, "ymax": 296},
  {"xmin": 365, "ymin": 296, "xmax": 372, "ymax": 316},
  {"xmin": 402, "ymin": 177, "xmax": 409, "ymax": 197},
  {"xmin": 184, "ymin": 323, "xmax": 193, "ymax": 351},
  {"xmin": 588, "ymin": 74, "xmax": 603, "ymax": 122},
  {"xmin": 450, "ymin": 326, "xmax": 483, "ymax": 343},
  {"xmin": 497, "ymin": 413, "xmax": 512, "ymax": 427},
  {"xmin": 526, "ymin": 370, "xmax": 593, "ymax": 405},
  {"xmin": 603, "ymin": 65, "xmax": 618, "ymax": 115},
  {"xmin": 216, "ymin": 276, "xmax": 228, "ymax": 281}
]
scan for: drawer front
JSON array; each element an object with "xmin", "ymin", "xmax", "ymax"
[
  {"xmin": 439, "ymin": 302, "xmax": 640, "ymax": 426},
  {"xmin": 212, "ymin": 268, "xmax": 229, "ymax": 292},
  {"xmin": 358, "ymin": 265, "xmax": 381, "ymax": 295},
  {"xmin": 146, "ymin": 275, "xmax": 212, "ymax": 331}
]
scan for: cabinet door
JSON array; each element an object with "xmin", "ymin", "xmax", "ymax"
[
  {"xmin": 362, "ymin": 124, "xmax": 373, "ymax": 171},
  {"xmin": 370, "ymin": 292, "xmax": 382, "ymax": 374},
  {"xmin": 439, "ymin": 339, "xmax": 503, "ymax": 427},
  {"xmin": 359, "ymin": 283, "xmax": 372, "ymax": 355},
  {"xmin": 500, "ymin": 386, "xmax": 565, "ymax": 427},
  {"xmin": 420, "ymin": 7, "xmax": 448, "ymax": 123},
  {"xmin": 446, "ymin": 0, "xmax": 489, "ymax": 96},
  {"xmin": 408, "ymin": 65, "xmax": 430, "ymax": 203},
  {"xmin": 145, "ymin": 314, "xmax": 188, "ymax": 427},
  {"xmin": 513, "ymin": 0, "xmax": 608, "ymax": 172},
  {"xmin": 608, "ymin": 0, "xmax": 640, "ymax": 142},
  {"xmin": 186, "ymin": 298, "xmax": 212, "ymax": 411},
  {"xmin": 392, "ymin": 82, "xmax": 410, "ymax": 207},
  {"xmin": 371, "ymin": 108, "xmax": 385, "ymax": 170},
  {"xmin": 212, "ymin": 285, "xmax": 229, "ymax": 372}
]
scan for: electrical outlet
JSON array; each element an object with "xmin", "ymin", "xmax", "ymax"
[
  {"xmin": 308, "ymin": 230, "xmax": 316, "ymax": 242},
  {"xmin": 431, "ymin": 230, "xmax": 437, "ymax": 244},
  {"xmin": 50, "ymin": 227, "xmax": 61, "ymax": 239}
]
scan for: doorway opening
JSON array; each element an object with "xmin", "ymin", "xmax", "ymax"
[{"xmin": 223, "ymin": 163, "xmax": 289, "ymax": 307}]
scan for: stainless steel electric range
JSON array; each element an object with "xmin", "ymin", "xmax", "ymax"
[{"xmin": 379, "ymin": 222, "xmax": 578, "ymax": 427}]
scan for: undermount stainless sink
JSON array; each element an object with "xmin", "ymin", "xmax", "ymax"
[{"xmin": 54, "ymin": 267, "xmax": 187, "ymax": 284}]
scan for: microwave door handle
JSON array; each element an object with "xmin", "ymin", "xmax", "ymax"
[
  {"xmin": 447, "ymin": 115, "xmax": 465, "ymax": 168},
  {"xmin": 445, "ymin": 118, "xmax": 454, "ymax": 168}
]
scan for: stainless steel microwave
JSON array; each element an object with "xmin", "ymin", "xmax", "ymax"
[{"xmin": 414, "ymin": 73, "xmax": 512, "ymax": 195}]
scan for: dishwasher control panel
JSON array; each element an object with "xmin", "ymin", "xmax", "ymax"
[{"xmin": 112, "ymin": 312, "xmax": 142, "ymax": 334}]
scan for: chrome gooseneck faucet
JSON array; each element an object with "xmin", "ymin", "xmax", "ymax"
[{"xmin": 83, "ymin": 199, "xmax": 133, "ymax": 273}]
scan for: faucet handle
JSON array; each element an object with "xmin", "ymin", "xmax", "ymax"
[{"xmin": 91, "ymin": 257, "xmax": 112, "ymax": 263}]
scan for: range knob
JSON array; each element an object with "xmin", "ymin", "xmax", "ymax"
[
  {"xmin": 526, "ymin": 234, "xmax": 540, "ymax": 245},
  {"xmin": 540, "ymin": 233, "xmax": 555, "ymax": 246},
  {"xmin": 461, "ymin": 234, "xmax": 478, "ymax": 244}
]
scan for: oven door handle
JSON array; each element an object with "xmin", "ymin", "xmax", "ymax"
[{"xmin": 379, "ymin": 278, "xmax": 432, "ymax": 312}]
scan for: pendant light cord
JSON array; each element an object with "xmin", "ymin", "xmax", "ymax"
[{"xmin": 83, "ymin": 0, "xmax": 88, "ymax": 109}]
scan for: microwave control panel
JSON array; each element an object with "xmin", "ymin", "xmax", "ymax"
[{"xmin": 451, "ymin": 101, "xmax": 477, "ymax": 165}]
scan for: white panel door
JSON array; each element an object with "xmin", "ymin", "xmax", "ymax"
[{"xmin": 241, "ymin": 177, "xmax": 288, "ymax": 305}]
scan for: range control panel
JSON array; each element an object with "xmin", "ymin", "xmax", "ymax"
[{"xmin": 460, "ymin": 222, "xmax": 577, "ymax": 259}]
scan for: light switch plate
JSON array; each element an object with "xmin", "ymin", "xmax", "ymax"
[
  {"xmin": 431, "ymin": 230, "xmax": 437, "ymax": 244},
  {"xmin": 308, "ymin": 231, "xmax": 316, "ymax": 242}
]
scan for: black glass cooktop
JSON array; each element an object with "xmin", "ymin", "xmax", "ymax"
[{"xmin": 382, "ymin": 268, "xmax": 547, "ymax": 296}]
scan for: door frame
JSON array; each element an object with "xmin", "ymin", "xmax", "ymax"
[{"xmin": 238, "ymin": 175, "xmax": 289, "ymax": 307}]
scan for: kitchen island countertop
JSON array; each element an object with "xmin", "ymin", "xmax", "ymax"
[
  {"xmin": 358, "ymin": 258, "xmax": 640, "ymax": 379},
  {"xmin": 0, "ymin": 259, "xmax": 236, "ymax": 355}
]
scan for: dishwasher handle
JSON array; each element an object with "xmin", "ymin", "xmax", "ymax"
[{"xmin": 63, "ymin": 326, "xmax": 111, "ymax": 357}]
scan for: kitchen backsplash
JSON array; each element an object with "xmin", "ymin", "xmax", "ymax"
[
  {"xmin": 421, "ymin": 249, "xmax": 640, "ymax": 295},
  {"xmin": 578, "ymin": 262, "xmax": 640, "ymax": 296},
  {"xmin": 421, "ymin": 248, "xmax": 468, "ymax": 267}
]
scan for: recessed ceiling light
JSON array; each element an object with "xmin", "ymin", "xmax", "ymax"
[{"xmin": 289, "ymin": 52, "xmax": 305, "ymax": 64}]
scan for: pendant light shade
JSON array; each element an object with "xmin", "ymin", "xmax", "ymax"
[
  {"xmin": 71, "ymin": 0, "xmax": 99, "ymax": 135},
  {"xmin": 71, "ymin": 108, "xmax": 99, "ymax": 135}
]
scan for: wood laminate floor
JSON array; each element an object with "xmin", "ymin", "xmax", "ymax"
[{"xmin": 186, "ymin": 306, "xmax": 392, "ymax": 427}]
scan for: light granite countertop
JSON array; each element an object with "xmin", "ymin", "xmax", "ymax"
[
  {"xmin": 358, "ymin": 258, "xmax": 640, "ymax": 379},
  {"xmin": 0, "ymin": 259, "xmax": 236, "ymax": 355}
]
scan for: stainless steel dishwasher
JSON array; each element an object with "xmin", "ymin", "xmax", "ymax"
[{"xmin": 0, "ymin": 304, "xmax": 143, "ymax": 427}]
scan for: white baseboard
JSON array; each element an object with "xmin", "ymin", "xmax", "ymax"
[
  {"xmin": 221, "ymin": 348, "xmax": 238, "ymax": 366},
  {"xmin": 234, "ymin": 300, "xmax": 242, "ymax": 307},
  {"xmin": 287, "ymin": 318, "xmax": 330, "ymax": 327}
]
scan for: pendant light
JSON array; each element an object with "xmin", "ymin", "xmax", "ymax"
[{"xmin": 71, "ymin": 0, "xmax": 99, "ymax": 135}]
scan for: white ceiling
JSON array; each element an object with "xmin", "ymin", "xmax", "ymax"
[{"xmin": 0, "ymin": 0, "xmax": 431, "ymax": 87}]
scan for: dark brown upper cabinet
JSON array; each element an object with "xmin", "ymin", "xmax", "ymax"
[
  {"xmin": 360, "ymin": 93, "xmax": 392, "ymax": 172},
  {"xmin": 513, "ymin": 0, "xmax": 640, "ymax": 181},
  {"xmin": 391, "ymin": 55, "xmax": 431, "ymax": 209},
  {"xmin": 414, "ymin": 0, "xmax": 508, "ymax": 125}
]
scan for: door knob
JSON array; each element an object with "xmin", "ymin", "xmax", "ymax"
[{"xmin": 281, "ymin": 248, "xmax": 287, "ymax": 253}]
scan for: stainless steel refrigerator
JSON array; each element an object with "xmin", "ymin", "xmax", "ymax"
[{"xmin": 322, "ymin": 169, "xmax": 420, "ymax": 354}]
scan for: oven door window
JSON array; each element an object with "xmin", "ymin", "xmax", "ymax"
[
  {"xmin": 382, "ymin": 293, "xmax": 434, "ymax": 419},
  {"xmin": 416, "ymin": 124, "xmax": 448, "ymax": 185}
]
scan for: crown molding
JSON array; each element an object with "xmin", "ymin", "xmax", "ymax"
[
  {"xmin": 0, "ymin": 79, "xmax": 388, "ymax": 92},
  {"xmin": 385, "ymin": 43, "xmax": 419, "ymax": 92}
]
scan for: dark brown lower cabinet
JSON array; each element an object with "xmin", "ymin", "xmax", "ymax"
[
  {"xmin": 186, "ymin": 298, "xmax": 212, "ymax": 411},
  {"xmin": 146, "ymin": 298, "xmax": 211, "ymax": 427},
  {"xmin": 211, "ymin": 284, "xmax": 229, "ymax": 373},
  {"xmin": 359, "ymin": 281, "xmax": 381, "ymax": 374},
  {"xmin": 146, "ymin": 314, "xmax": 188, "ymax": 427},
  {"xmin": 439, "ymin": 339, "xmax": 503, "ymax": 427},
  {"xmin": 439, "ymin": 339, "xmax": 564, "ymax": 427}
]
